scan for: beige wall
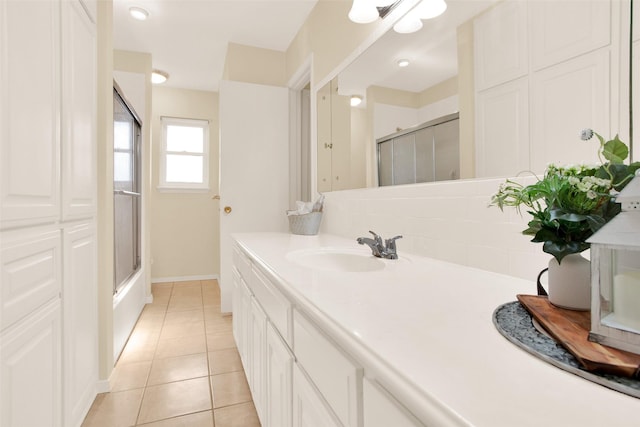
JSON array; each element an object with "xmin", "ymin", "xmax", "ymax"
[
  {"xmin": 223, "ymin": 43, "xmax": 287, "ymax": 87},
  {"xmin": 286, "ymin": 0, "xmax": 393, "ymax": 86},
  {"xmin": 457, "ymin": 18, "xmax": 475, "ymax": 179},
  {"xmin": 97, "ymin": 0, "xmax": 114, "ymax": 382},
  {"xmin": 150, "ymin": 87, "xmax": 220, "ymax": 280}
]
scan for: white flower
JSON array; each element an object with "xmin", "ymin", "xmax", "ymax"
[
  {"xmin": 581, "ymin": 129, "xmax": 594, "ymax": 141},
  {"xmin": 568, "ymin": 176, "xmax": 580, "ymax": 186},
  {"xmin": 577, "ymin": 181, "xmax": 593, "ymax": 192},
  {"xmin": 587, "ymin": 190, "xmax": 598, "ymax": 200}
]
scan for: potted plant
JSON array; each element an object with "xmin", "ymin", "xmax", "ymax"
[{"xmin": 490, "ymin": 130, "xmax": 640, "ymax": 309}]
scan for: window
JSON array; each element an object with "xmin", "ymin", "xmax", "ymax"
[{"xmin": 159, "ymin": 117, "xmax": 210, "ymax": 191}]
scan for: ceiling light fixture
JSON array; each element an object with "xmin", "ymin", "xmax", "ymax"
[
  {"xmin": 129, "ymin": 6, "xmax": 149, "ymax": 21},
  {"xmin": 151, "ymin": 70, "xmax": 169, "ymax": 84},
  {"xmin": 397, "ymin": 59, "xmax": 410, "ymax": 67},
  {"xmin": 350, "ymin": 95, "xmax": 363, "ymax": 107}
]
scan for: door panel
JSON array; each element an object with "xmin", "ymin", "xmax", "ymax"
[{"xmin": 219, "ymin": 81, "xmax": 289, "ymax": 312}]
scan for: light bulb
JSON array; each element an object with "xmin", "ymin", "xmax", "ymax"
[
  {"xmin": 397, "ymin": 59, "xmax": 410, "ymax": 67},
  {"xmin": 129, "ymin": 6, "xmax": 149, "ymax": 21},
  {"xmin": 350, "ymin": 95, "xmax": 363, "ymax": 107},
  {"xmin": 348, "ymin": 0, "xmax": 379, "ymax": 24},
  {"xmin": 151, "ymin": 70, "xmax": 169, "ymax": 84},
  {"xmin": 393, "ymin": 12, "xmax": 423, "ymax": 33},
  {"xmin": 416, "ymin": 0, "xmax": 447, "ymax": 20}
]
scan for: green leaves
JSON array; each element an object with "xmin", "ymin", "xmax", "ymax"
[
  {"xmin": 489, "ymin": 130, "xmax": 636, "ymax": 264},
  {"xmin": 602, "ymin": 135, "xmax": 629, "ymax": 164}
]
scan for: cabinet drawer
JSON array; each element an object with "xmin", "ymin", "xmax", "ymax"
[
  {"xmin": 233, "ymin": 245, "xmax": 252, "ymax": 282},
  {"xmin": 1, "ymin": 228, "xmax": 62, "ymax": 330},
  {"xmin": 250, "ymin": 266, "xmax": 292, "ymax": 346},
  {"xmin": 293, "ymin": 309, "xmax": 362, "ymax": 427}
]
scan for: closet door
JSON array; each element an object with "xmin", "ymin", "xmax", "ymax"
[
  {"xmin": 0, "ymin": 0, "xmax": 60, "ymax": 229},
  {"xmin": 63, "ymin": 222, "xmax": 98, "ymax": 427},
  {"xmin": 61, "ymin": 0, "xmax": 97, "ymax": 221},
  {"xmin": 0, "ymin": 300, "xmax": 62, "ymax": 427}
]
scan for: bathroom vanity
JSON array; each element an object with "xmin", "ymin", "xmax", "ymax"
[{"xmin": 231, "ymin": 232, "xmax": 640, "ymax": 427}]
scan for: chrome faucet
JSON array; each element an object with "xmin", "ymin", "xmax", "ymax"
[{"xmin": 357, "ymin": 231, "xmax": 403, "ymax": 259}]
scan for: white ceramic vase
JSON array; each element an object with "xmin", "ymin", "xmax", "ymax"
[{"xmin": 547, "ymin": 253, "xmax": 591, "ymax": 311}]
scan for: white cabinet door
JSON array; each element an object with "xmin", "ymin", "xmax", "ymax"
[
  {"xmin": 0, "ymin": 299, "xmax": 62, "ymax": 427},
  {"xmin": 0, "ymin": 0, "xmax": 60, "ymax": 229},
  {"xmin": 234, "ymin": 272, "xmax": 252, "ymax": 367},
  {"xmin": 265, "ymin": 322, "xmax": 293, "ymax": 427},
  {"xmin": 1, "ymin": 227, "xmax": 61, "ymax": 331},
  {"xmin": 292, "ymin": 364, "xmax": 341, "ymax": 427},
  {"xmin": 231, "ymin": 268, "xmax": 244, "ymax": 354},
  {"xmin": 363, "ymin": 378, "xmax": 424, "ymax": 427},
  {"xmin": 530, "ymin": 49, "xmax": 609, "ymax": 172},
  {"xmin": 63, "ymin": 222, "xmax": 98, "ymax": 427},
  {"xmin": 249, "ymin": 298, "xmax": 267, "ymax": 424},
  {"xmin": 475, "ymin": 77, "xmax": 530, "ymax": 177},
  {"xmin": 529, "ymin": 0, "xmax": 610, "ymax": 71},
  {"xmin": 61, "ymin": 0, "xmax": 96, "ymax": 221},
  {"xmin": 474, "ymin": 0, "xmax": 528, "ymax": 91}
]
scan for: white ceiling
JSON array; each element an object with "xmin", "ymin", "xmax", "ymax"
[{"xmin": 113, "ymin": 0, "xmax": 319, "ymax": 92}]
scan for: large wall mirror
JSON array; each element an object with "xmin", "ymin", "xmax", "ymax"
[{"xmin": 316, "ymin": 0, "xmax": 638, "ymax": 192}]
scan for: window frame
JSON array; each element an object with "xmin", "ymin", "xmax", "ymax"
[{"xmin": 159, "ymin": 116, "xmax": 210, "ymax": 192}]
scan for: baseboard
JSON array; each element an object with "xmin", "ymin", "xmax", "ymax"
[
  {"xmin": 151, "ymin": 274, "xmax": 219, "ymax": 284},
  {"xmin": 146, "ymin": 294, "xmax": 154, "ymax": 304},
  {"xmin": 95, "ymin": 379, "xmax": 110, "ymax": 394}
]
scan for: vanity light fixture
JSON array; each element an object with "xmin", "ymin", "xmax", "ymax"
[
  {"xmin": 348, "ymin": 0, "xmax": 400, "ymax": 24},
  {"xmin": 415, "ymin": 0, "xmax": 447, "ymax": 20},
  {"xmin": 393, "ymin": 0, "xmax": 447, "ymax": 34},
  {"xmin": 350, "ymin": 95, "xmax": 363, "ymax": 107},
  {"xmin": 151, "ymin": 70, "xmax": 169, "ymax": 84},
  {"xmin": 393, "ymin": 13, "xmax": 423, "ymax": 33},
  {"xmin": 129, "ymin": 6, "xmax": 149, "ymax": 21},
  {"xmin": 397, "ymin": 59, "xmax": 410, "ymax": 67}
]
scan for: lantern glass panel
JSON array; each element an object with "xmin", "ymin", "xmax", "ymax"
[{"xmin": 600, "ymin": 248, "xmax": 640, "ymax": 333}]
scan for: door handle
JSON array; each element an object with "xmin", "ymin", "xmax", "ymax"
[{"xmin": 224, "ymin": 206, "xmax": 232, "ymax": 214}]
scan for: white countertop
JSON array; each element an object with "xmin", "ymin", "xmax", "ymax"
[{"xmin": 233, "ymin": 232, "xmax": 640, "ymax": 427}]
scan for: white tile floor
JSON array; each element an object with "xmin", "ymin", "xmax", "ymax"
[{"xmin": 82, "ymin": 280, "xmax": 260, "ymax": 427}]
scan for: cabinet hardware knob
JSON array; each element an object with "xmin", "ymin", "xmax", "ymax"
[{"xmin": 224, "ymin": 206, "xmax": 232, "ymax": 214}]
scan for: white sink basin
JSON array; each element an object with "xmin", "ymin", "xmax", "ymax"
[{"xmin": 286, "ymin": 248, "xmax": 385, "ymax": 272}]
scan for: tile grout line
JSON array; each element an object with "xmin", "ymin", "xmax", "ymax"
[{"xmin": 133, "ymin": 282, "xmax": 172, "ymax": 426}]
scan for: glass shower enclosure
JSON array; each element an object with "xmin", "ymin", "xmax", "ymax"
[
  {"xmin": 113, "ymin": 85, "xmax": 141, "ymax": 294},
  {"xmin": 377, "ymin": 113, "xmax": 460, "ymax": 186}
]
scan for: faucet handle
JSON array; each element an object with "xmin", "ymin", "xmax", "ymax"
[
  {"xmin": 385, "ymin": 235, "xmax": 403, "ymax": 249},
  {"xmin": 384, "ymin": 235, "xmax": 403, "ymax": 259},
  {"xmin": 368, "ymin": 230, "xmax": 383, "ymax": 245}
]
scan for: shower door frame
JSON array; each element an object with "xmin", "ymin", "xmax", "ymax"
[{"xmin": 113, "ymin": 83, "xmax": 142, "ymax": 295}]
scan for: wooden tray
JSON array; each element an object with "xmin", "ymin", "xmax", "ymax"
[{"xmin": 517, "ymin": 295, "xmax": 640, "ymax": 378}]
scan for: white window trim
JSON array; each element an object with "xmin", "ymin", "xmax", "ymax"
[{"xmin": 159, "ymin": 117, "xmax": 210, "ymax": 191}]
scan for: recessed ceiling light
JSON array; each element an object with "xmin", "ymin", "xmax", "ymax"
[
  {"xmin": 397, "ymin": 59, "xmax": 410, "ymax": 67},
  {"xmin": 151, "ymin": 70, "xmax": 169, "ymax": 84},
  {"xmin": 129, "ymin": 7, "xmax": 149, "ymax": 21},
  {"xmin": 350, "ymin": 95, "xmax": 363, "ymax": 107}
]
